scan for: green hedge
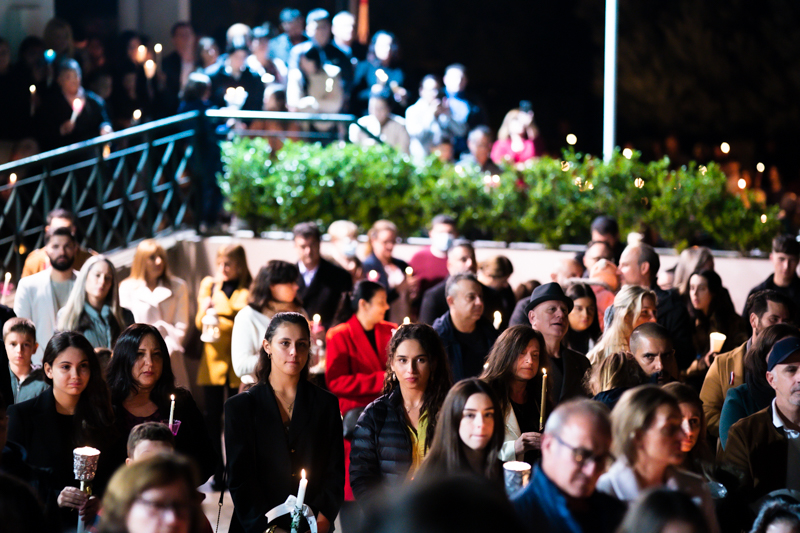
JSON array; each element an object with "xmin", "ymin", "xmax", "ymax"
[{"xmin": 219, "ymin": 137, "xmax": 779, "ymax": 253}]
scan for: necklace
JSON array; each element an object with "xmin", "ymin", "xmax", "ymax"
[
  {"xmin": 404, "ymin": 401, "xmax": 423, "ymax": 413},
  {"xmin": 275, "ymin": 391, "xmax": 295, "ymax": 415}
]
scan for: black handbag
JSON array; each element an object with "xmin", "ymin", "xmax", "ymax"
[{"xmin": 342, "ymin": 407, "xmax": 365, "ymax": 440}]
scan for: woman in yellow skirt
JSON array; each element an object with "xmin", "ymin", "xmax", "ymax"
[{"xmin": 196, "ymin": 243, "xmax": 252, "ymax": 489}]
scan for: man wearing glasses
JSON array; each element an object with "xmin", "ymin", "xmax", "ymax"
[{"xmin": 511, "ymin": 399, "xmax": 625, "ymax": 533}]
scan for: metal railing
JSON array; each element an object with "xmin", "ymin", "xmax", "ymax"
[{"xmin": 0, "ymin": 110, "xmax": 365, "ymax": 277}]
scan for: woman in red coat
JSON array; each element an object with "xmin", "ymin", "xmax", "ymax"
[{"xmin": 326, "ymin": 280, "xmax": 395, "ymax": 505}]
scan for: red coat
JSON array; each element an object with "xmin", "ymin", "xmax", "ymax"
[{"xmin": 325, "ymin": 314, "xmax": 397, "ymax": 500}]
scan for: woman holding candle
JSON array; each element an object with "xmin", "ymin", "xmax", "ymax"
[
  {"xmin": 232, "ymin": 260, "xmax": 307, "ymax": 388},
  {"xmin": 119, "ymin": 239, "xmax": 191, "ymax": 389},
  {"xmin": 7, "ymin": 331, "xmax": 116, "ymax": 531},
  {"xmin": 57, "ymin": 255, "xmax": 134, "ymax": 350},
  {"xmin": 349, "ymin": 323, "xmax": 452, "ymax": 500},
  {"xmin": 415, "ymin": 378, "xmax": 505, "ymax": 486},
  {"xmin": 105, "ymin": 324, "xmax": 216, "ymax": 483},
  {"xmin": 196, "ymin": 243, "xmax": 252, "ymax": 490},
  {"xmin": 352, "ymin": 31, "xmax": 407, "ymax": 115},
  {"xmin": 596, "ymin": 385, "xmax": 720, "ymax": 533},
  {"xmin": 480, "ymin": 325, "xmax": 551, "ymax": 464},
  {"xmin": 685, "ymin": 269, "xmax": 747, "ymax": 376},
  {"xmin": 326, "ymin": 280, "xmax": 394, "ymax": 501},
  {"xmin": 225, "ymin": 312, "xmax": 344, "ymax": 533}
]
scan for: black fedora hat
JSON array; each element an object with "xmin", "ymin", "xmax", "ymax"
[{"xmin": 523, "ymin": 282, "xmax": 574, "ymax": 315}]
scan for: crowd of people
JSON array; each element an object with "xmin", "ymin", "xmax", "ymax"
[
  {"xmin": 0, "ymin": 10, "xmax": 543, "ymax": 178},
  {"xmin": 3, "ymin": 207, "xmax": 800, "ymax": 533}
]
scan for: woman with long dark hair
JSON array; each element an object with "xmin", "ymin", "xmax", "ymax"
[
  {"xmin": 326, "ymin": 280, "xmax": 395, "ymax": 502},
  {"xmin": 480, "ymin": 325, "xmax": 550, "ymax": 464},
  {"xmin": 225, "ymin": 312, "xmax": 344, "ymax": 533},
  {"xmin": 232, "ymin": 260, "xmax": 306, "ymax": 386},
  {"xmin": 662, "ymin": 382, "xmax": 713, "ymax": 477},
  {"xmin": 350, "ymin": 323, "xmax": 452, "ymax": 500},
  {"xmin": 564, "ymin": 283, "xmax": 601, "ymax": 355},
  {"xmin": 415, "ymin": 378, "xmax": 505, "ymax": 485},
  {"xmin": 105, "ymin": 324, "xmax": 216, "ymax": 482},
  {"xmin": 687, "ymin": 269, "xmax": 747, "ymax": 374},
  {"xmin": 7, "ymin": 331, "xmax": 116, "ymax": 531},
  {"xmin": 718, "ymin": 323, "xmax": 799, "ymax": 448}
]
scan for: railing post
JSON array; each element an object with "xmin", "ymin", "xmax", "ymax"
[{"xmin": 194, "ymin": 111, "xmax": 205, "ymax": 232}]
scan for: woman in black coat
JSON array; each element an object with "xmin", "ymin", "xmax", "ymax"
[
  {"xmin": 105, "ymin": 324, "xmax": 216, "ymax": 482},
  {"xmin": 225, "ymin": 312, "xmax": 344, "ymax": 533},
  {"xmin": 349, "ymin": 323, "xmax": 451, "ymax": 500},
  {"xmin": 7, "ymin": 331, "xmax": 116, "ymax": 532}
]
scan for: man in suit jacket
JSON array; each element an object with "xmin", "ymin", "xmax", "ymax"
[
  {"xmin": 294, "ymin": 222, "xmax": 353, "ymax": 329},
  {"xmin": 13, "ymin": 227, "xmax": 78, "ymax": 365},
  {"xmin": 525, "ymin": 283, "xmax": 591, "ymax": 402}
]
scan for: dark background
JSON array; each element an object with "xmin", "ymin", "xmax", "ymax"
[{"xmin": 56, "ymin": 0, "xmax": 800, "ymax": 182}]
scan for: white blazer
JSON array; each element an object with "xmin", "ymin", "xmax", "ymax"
[
  {"xmin": 118, "ymin": 276, "xmax": 190, "ymax": 388},
  {"xmin": 13, "ymin": 269, "xmax": 77, "ymax": 365},
  {"xmin": 500, "ymin": 407, "xmax": 523, "ymax": 462}
]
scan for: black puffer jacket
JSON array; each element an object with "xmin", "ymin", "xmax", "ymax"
[{"xmin": 349, "ymin": 388, "xmax": 414, "ymax": 501}]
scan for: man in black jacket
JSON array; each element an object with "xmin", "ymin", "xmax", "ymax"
[
  {"xmin": 432, "ymin": 273, "xmax": 497, "ymax": 381},
  {"xmin": 743, "ymin": 234, "xmax": 800, "ymax": 319},
  {"xmin": 618, "ymin": 243, "xmax": 696, "ymax": 370},
  {"xmin": 525, "ymin": 283, "xmax": 590, "ymax": 402},
  {"xmin": 294, "ymin": 222, "xmax": 353, "ymax": 329}
]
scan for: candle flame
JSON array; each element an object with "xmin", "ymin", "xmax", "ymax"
[
  {"xmin": 29, "ymin": 85, "xmax": 36, "ymax": 94},
  {"xmin": 154, "ymin": 43, "xmax": 162, "ymax": 53},
  {"xmin": 375, "ymin": 69, "xmax": 388, "ymax": 83},
  {"xmin": 403, "ymin": 317, "xmax": 410, "ymax": 324},
  {"xmin": 170, "ymin": 394, "xmax": 175, "ymax": 400},
  {"xmin": 542, "ymin": 368, "xmax": 547, "ymax": 377},
  {"xmin": 4, "ymin": 273, "xmax": 10, "ymax": 281},
  {"xmin": 301, "ymin": 469, "xmax": 306, "ymax": 479},
  {"xmin": 72, "ymin": 98, "xmax": 83, "ymax": 112},
  {"xmin": 9, "ymin": 173, "xmax": 16, "ymax": 185},
  {"xmin": 313, "ymin": 314, "xmax": 321, "ymax": 324},
  {"xmin": 405, "ymin": 266, "xmax": 413, "ymax": 276},
  {"xmin": 133, "ymin": 109, "xmax": 142, "ymax": 120}
]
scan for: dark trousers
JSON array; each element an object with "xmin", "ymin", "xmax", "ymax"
[{"xmin": 203, "ymin": 385, "xmax": 237, "ymax": 486}]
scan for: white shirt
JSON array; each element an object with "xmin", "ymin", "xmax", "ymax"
[
  {"xmin": 298, "ymin": 261, "xmax": 318, "ymax": 288},
  {"xmin": 771, "ymin": 398, "xmax": 800, "ymax": 490}
]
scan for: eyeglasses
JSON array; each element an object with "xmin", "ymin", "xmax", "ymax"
[
  {"xmin": 552, "ymin": 434, "xmax": 610, "ymax": 469},
  {"xmin": 133, "ymin": 497, "xmax": 192, "ymax": 519}
]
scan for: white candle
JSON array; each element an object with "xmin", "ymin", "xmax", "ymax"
[
  {"xmin": 296, "ymin": 469, "xmax": 307, "ymax": 509},
  {"xmin": 2, "ymin": 272, "xmax": 11, "ymax": 297},
  {"xmin": 29, "ymin": 85, "xmax": 36, "ymax": 116},
  {"xmin": 70, "ymin": 98, "xmax": 84, "ymax": 124},
  {"xmin": 539, "ymin": 369, "xmax": 547, "ymax": 431},
  {"xmin": 168, "ymin": 394, "xmax": 176, "ymax": 427},
  {"xmin": 154, "ymin": 43, "xmax": 162, "ymax": 69},
  {"xmin": 144, "ymin": 59, "xmax": 156, "ymax": 80},
  {"xmin": 313, "ymin": 314, "xmax": 321, "ymax": 327},
  {"xmin": 493, "ymin": 311, "xmax": 502, "ymax": 330},
  {"xmin": 136, "ymin": 45, "xmax": 147, "ymax": 64}
]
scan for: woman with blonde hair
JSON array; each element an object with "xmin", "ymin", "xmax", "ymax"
[
  {"xmin": 490, "ymin": 109, "xmax": 536, "ymax": 167},
  {"xmin": 597, "ymin": 385, "xmax": 720, "ymax": 533},
  {"xmin": 119, "ymin": 239, "xmax": 191, "ymax": 388},
  {"xmin": 196, "ymin": 243, "xmax": 252, "ymax": 490},
  {"xmin": 98, "ymin": 453, "xmax": 206, "ymax": 533},
  {"xmin": 57, "ymin": 255, "xmax": 134, "ymax": 349},
  {"xmin": 362, "ymin": 220, "xmax": 410, "ymax": 322},
  {"xmin": 586, "ymin": 285, "xmax": 657, "ymax": 366}
]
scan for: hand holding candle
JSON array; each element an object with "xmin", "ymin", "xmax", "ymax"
[
  {"xmin": 70, "ymin": 98, "xmax": 84, "ymax": 124},
  {"xmin": 168, "ymin": 394, "xmax": 176, "ymax": 427},
  {"xmin": 539, "ymin": 368, "xmax": 547, "ymax": 431}
]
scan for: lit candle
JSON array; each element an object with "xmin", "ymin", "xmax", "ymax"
[
  {"xmin": 313, "ymin": 314, "xmax": 321, "ymax": 327},
  {"xmin": 132, "ymin": 109, "xmax": 142, "ymax": 125},
  {"xmin": 154, "ymin": 43, "xmax": 162, "ymax": 69},
  {"xmin": 493, "ymin": 311, "xmax": 502, "ymax": 330},
  {"xmin": 403, "ymin": 316, "xmax": 410, "ymax": 325},
  {"xmin": 325, "ymin": 77, "xmax": 334, "ymax": 93},
  {"xmin": 70, "ymin": 98, "xmax": 84, "ymax": 124},
  {"xmin": 405, "ymin": 266, "xmax": 413, "ymax": 276},
  {"xmin": 375, "ymin": 69, "xmax": 388, "ymax": 84},
  {"xmin": 368, "ymin": 270, "xmax": 379, "ymax": 282},
  {"xmin": 136, "ymin": 44, "xmax": 147, "ymax": 64},
  {"xmin": 296, "ymin": 469, "xmax": 307, "ymax": 509},
  {"xmin": 539, "ymin": 369, "xmax": 547, "ymax": 431},
  {"xmin": 168, "ymin": 394, "xmax": 176, "ymax": 427},
  {"xmin": 2, "ymin": 272, "xmax": 10, "ymax": 299},
  {"xmin": 29, "ymin": 85, "xmax": 36, "ymax": 116},
  {"xmin": 144, "ymin": 59, "xmax": 156, "ymax": 79}
]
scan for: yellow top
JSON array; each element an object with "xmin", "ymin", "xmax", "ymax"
[{"xmin": 407, "ymin": 412, "xmax": 429, "ymax": 479}]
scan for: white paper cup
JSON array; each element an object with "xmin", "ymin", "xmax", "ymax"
[
  {"xmin": 503, "ymin": 461, "xmax": 532, "ymax": 496},
  {"xmin": 710, "ymin": 332, "xmax": 727, "ymax": 353}
]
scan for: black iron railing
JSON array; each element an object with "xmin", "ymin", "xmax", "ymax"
[{"xmin": 0, "ymin": 110, "xmax": 366, "ymax": 277}]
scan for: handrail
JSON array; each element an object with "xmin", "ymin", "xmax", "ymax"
[
  {"xmin": 204, "ymin": 109, "xmax": 357, "ymax": 122},
  {"xmin": 0, "ymin": 111, "xmax": 202, "ymax": 173}
]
